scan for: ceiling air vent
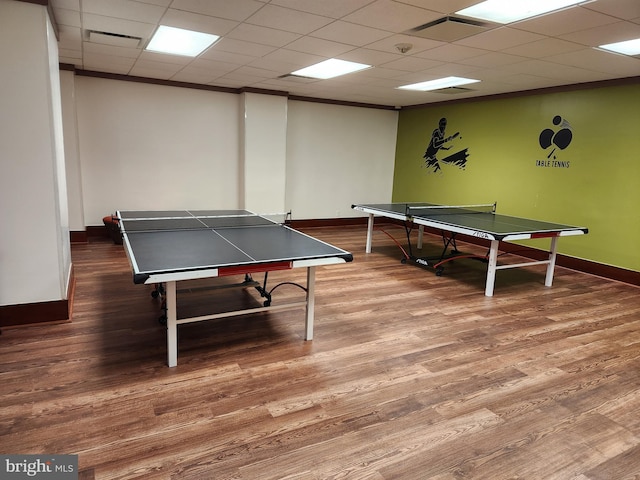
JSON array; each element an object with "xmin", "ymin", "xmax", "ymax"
[
  {"xmin": 87, "ymin": 30, "xmax": 142, "ymax": 48},
  {"xmin": 433, "ymin": 86, "xmax": 476, "ymax": 94},
  {"xmin": 407, "ymin": 16, "xmax": 492, "ymax": 42},
  {"xmin": 277, "ymin": 74, "xmax": 317, "ymax": 82}
]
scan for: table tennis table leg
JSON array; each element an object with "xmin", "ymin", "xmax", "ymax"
[
  {"xmin": 304, "ymin": 266, "xmax": 316, "ymax": 340},
  {"xmin": 545, "ymin": 236, "xmax": 559, "ymax": 287},
  {"xmin": 485, "ymin": 240, "xmax": 500, "ymax": 297},
  {"xmin": 417, "ymin": 225, "xmax": 424, "ymax": 249},
  {"xmin": 365, "ymin": 214, "xmax": 374, "ymax": 253},
  {"xmin": 166, "ymin": 281, "xmax": 178, "ymax": 367}
]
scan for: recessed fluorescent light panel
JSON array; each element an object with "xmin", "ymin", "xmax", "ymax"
[
  {"xmin": 456, "ymin": 0, "xmax": 585, "ymax": 24},
  {"xmin": 398, "ymin": 76, "xmax": 480, "ymax": 91},
  {"xmin": 146, "ymin": 26, "xmax": 219, "ymax": 57},
  {"xmin": 598, "ymin": 38, "xmax": 640, "ymax": 56},
  {"xmin": 291, "ymin": 59, "xmax": 371, "ymax": 79}
]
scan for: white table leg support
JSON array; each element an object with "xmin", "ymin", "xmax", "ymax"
[
  {"xmin": 304, "ymin": 266, "xmax": 316, "ymax": 340},
  {"xmin": 166, "ymin": 281, "xmax": 178, "ymax": 367},
  {"xmin": 485, "ymin": 240, "xmax": 500, "ymax": 297},
  {"xmin": 545, "ymin": 236, "xmax": 559, "ymax": 287},
  {"xmin": 365, "ymin": 214, "xmax": 374, "ymax": 253}
]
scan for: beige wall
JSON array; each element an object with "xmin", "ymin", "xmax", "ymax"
[
  {"xmin": 0, "ymin": 1, "xmax": 70, "ymax": 305},
  {"xmin": 64, "ymin": 76, "xmax": 398, "ymax": 226}
]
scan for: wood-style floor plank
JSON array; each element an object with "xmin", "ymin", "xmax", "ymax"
[{"xmin": 1, "ymin": 226, "xmax": 639, "ymax": 479}]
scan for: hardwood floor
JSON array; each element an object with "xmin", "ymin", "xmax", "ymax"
[{"xmin": 1, "ymin": 225, "xmax": 639, "ymax": 480}]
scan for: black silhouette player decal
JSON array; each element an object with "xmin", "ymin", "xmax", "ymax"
[{"xmin": 423, "ymin": 117, "xmax": 468, "ymax": 173}]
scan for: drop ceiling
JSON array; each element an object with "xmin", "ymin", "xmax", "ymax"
[{"xmin": 51, "ymin": 0, "xmax": 640, "ymax": 107}]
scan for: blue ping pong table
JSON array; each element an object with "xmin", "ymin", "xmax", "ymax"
[
  {"xmin": 352, "ymin": 203, "xmax": 588, "ymax": 297},
  {"xmin": 118, "ymin": 210, "xmax": 353, "ymax": 367}
]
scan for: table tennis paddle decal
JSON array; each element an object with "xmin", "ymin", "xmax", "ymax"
[{"xmin": 539, "ymin": 115, "xmax": 573, "ymax": 159}]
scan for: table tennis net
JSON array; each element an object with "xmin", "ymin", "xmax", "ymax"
[
  {"xmin": 405, "ymin": 203, "xmax": 496, "ymax": 217},
  {"xmin": 119, "ymin": 211, "xmax": 291, "ymax": 233}
]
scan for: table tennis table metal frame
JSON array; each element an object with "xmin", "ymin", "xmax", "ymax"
[
  {"xmin": 156, "ymin": 261, "xmax": 327, "ymax": 368},
  {"xmin": 352, "ymin": 203, "xmax": 588, "ymax": 297},
  {"xmin": 118, "ymin": 210, "xmax": 352, "ymax": 367}
]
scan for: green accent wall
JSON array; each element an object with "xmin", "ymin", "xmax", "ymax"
[{"xmin": 393, "ymin": 82, "xmax": 640, "ymax": 272}]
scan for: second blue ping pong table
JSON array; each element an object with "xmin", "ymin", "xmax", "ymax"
[
  {"xmin": 118, "ymin": 210, "xmax": 353, "ymax": 367},
  {"xmin": 352, "ymin": 202, "xmax": 588, "ymax": 297}
]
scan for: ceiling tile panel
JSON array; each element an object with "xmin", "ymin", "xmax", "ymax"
[
  {"xmin": 343, "ymin": 0, "xmax": 442, "ymax": 32},
  {"xmin": 216, "ymin": 71, "xmax": 271, "ymax": 85},
  {"xmin": 132, "ymin": 58, "xmax": 188, "ymax": 72},
  {"xmin": 170, "ymin": 70, "xmax": 219, "ymax": 84},
  {"xmin": 137, "ymin": 51, "xmax": 193, "ymax": 65},
  {"xmin": 262, "ymin": 48, "xmax": 325, "ymax": 67},
  {"xmin": 83, "ymin": 53, "xmax": 136, "ymax": 72},
  {"xmin": 546, "ymin": 48, "xmax": 640, "ymax": 76},
  {"xmin": 160, "ymin": 9, "xmax": 238, "ymax": 36},
  {"xmin": 232, "ymin": 65, "xmax": 283, "ymax": 78},
  {"xmin": 168, "ymin": 0, "xmax": 263, "ymax": 22},
  {"xmin": 502, "ymin": 38, "xmax": 586, "ymax": 58},
  {"xmin": 82, "ymin": 13, "xmax": 156, "ymax": 39},
  {"xmin": 514, "ymin": 7, "xmax": 620, "ymax": 37},
  {"xmin": 354, "ymin": 66, "xmax": 410, "ymax": 79},
  {"xmin": 417, "ymin": 62, "xmax": 481, "ymax": 77},
  {"xmin": 310, "ymin": 21, "xmax": 392, "ymax": 46},
  {"xmin": 378, "ymin": 55, "xmax": 443, "ymax": 72},
  {"xmin": 244, "ymin": 4, "xmax": 334, "ymax": 35},
  {"xmin": 269, "ymin": 0, "xmax": 377, "ymax": 19},
  {"xmin": 83, "ymin": 42, "xmax": 141, "ymax": 59},
  {"xmin": 284, "ymin": 36, "xmax": 356, "ymax": 58},
  {"xmin": 82, "ymin": 0, "xmax": 166, "ymax": 24},
  {"xmin": 171, "ymin": 59, "xmax": 239, "ymax": 82},
  {"xmin": 339, "ymin": 48, "xmax": 404, "ymax": 66},
  {"xmin": 559, "ymin": 20, "xmax": 640, "ymax": 46},
  {"xmin": 198, "ymin": 48, "xmax": 258, "ymax": 66},
  {"xmin": 211, "ymin": 38, "xmax": 278, "ymax": 57},
  {"xmin": 394, "ymin": 0, "xmax": 478, "ymax": 15},
  {"xmin": 582, "ymin": 0, "xmax": 640, "ymax": 20},
  {"xmin": 247, "ymin": 58, "xmax": 309, "ymax": 76},
  {"xmin": 128, "ymin": 66, "xmax": 178, "ymax": 79},
  {"xmin": 53, "ymin": 0, "xmax": 80, "ymax": 10},
  {"xmin": 225, "ymin": 23, "xmax": 301, "ymax": 48},
  {"xmin": 134, "ymin": 0, "xmax": 172, "ymax": 7},
  {"xmin": 455, "ymin": 27, "xmax": 546, "ymax": 51},
  {"xmin": 458, "ymin": 51, "xmax": 528, "ymax": 68},
  {"xmin": 414, "ymin": 43, "xmax": 489, "ymax": 61}
]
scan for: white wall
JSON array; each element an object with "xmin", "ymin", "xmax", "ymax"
[
  {"xmin": 0, "ymin": 1, "xmax": 70, "ymax": 305},
  {"xmin": 47, "ymin": 14, "xmax": 71, "ymax": 300},
  {"xmin": 76, "ymin": 76, "xmax": 241, "ymax": 225},
  {"xmin": 286, "ymin": 101, "xmax": 398, "ymax": 219},
  {"xmin": 61, "ymin": 70, "xmax": 85, "ymax": 232},
  {"xmin": 69, "ymin": 77, "xmax": 397, "ymax": 226},
  {"xmin": 242, "ymin": 92, "xmax": 288, "ymax": 214}
]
